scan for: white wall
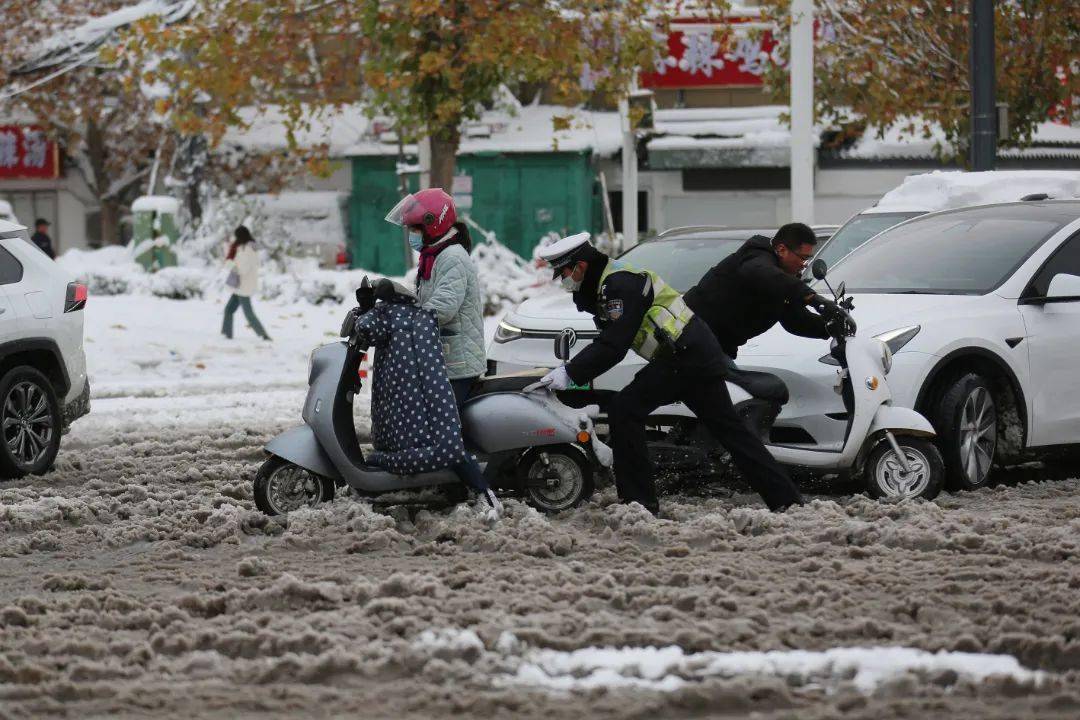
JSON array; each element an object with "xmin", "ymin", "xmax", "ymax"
[
  {"xmin": 601, "ymin": 160, "xmax": 938, "ymax": 233},
  {"xmin": 0, "ymin": 170, "xmax": 99, "ymax": 251},
  {"xmin": 287, "ymin": 159, "xmax": 352, "ymax": 193}
]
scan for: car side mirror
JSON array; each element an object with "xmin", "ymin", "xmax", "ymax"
[
  {"xmin": 1046, "ymin": 273, "xmax": 1080, "ymax": 300},
  {"xmin": 811, "ymin": 259, "xmax": 828, "ymax": 281},
  {"xmin": 554, "ymin": 328, "xmax": 576, "ymax": 361}
]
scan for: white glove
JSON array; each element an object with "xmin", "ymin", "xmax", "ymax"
[{"xmin": 540, "ymin": 365, "xmax": 572, "ymax": 391}]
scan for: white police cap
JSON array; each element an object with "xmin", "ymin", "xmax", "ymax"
[{"xmin": 537, "ymin": 232, "xmax": 593, "ymax": 277}]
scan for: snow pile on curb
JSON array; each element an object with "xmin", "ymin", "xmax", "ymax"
[
  {"xmin": 469, "ymin": 240, "xmax": 551, "ymax": 315},
  {"xmin": 60, "ymin": 231, "xmax": 555, "ymax": 314},
  {"xmin": 875, "ymin": 170, "xmax": 1080, "ymax": 213}
]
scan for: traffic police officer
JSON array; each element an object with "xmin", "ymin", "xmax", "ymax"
[{"xmin": 537, "ymin": 233, "xmax": 804, "ymax": 515}]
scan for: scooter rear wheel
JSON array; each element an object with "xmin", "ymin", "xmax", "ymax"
[
  {"xmin": 520, "ymin": 446, "xmax": 594, "ymax": 513},
  {"xmin": 254, "ymin": 455, "xmax": 336, "ymax": 516}
]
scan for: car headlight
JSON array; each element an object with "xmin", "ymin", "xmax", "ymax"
[
  {"xmin": 494, "ymin": 320, "xmax": 523, "ymax": 344},
  {"xmin": 874, "ymin": 325, "xmax": 920, "ymax": 354}
]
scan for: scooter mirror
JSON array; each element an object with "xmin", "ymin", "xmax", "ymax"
[
  {"xmin": 356, "ymin": 276, "xmax": 375, "ymax": 311},
  {"xmin": 811, "ymin": 259, "xmax": 828, "ymax": 281},
  {"xmin": 836, "ymin": 281, "xmax": 846, "ymax": 299}
]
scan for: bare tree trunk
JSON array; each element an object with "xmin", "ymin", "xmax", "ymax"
[
  {"xmin": 84, "ymin": 118, "xmax": 123, "ymax": 245},
  {"xmin": 429, "ymin": 128, "xmax": 460, "ymax": 191},
  {"xmin": 100, "ymin": 199, "xmax": 121, "ymax": 246}
]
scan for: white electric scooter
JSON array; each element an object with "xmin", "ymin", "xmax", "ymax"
[
  {"xmin": 657, "ymin": 259, "xmax": 945, "ymax": 500},
  {"xmin": 734, "ymin": 260, "xmax": 945, "ymax": 498}
]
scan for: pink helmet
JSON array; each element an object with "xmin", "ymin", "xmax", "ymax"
[{"xmin": 384, "ymin": 188, "xmax": 457, "ymax": 240}]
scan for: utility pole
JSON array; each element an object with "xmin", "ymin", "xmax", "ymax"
[
  {"xmin": 969, "ymin": 0, "xmax": 996, "ymax": 171},
  {"xmin": 789, "ymin": 0, "xmax": 815, "ymax": 224},
  {"xmin": 619, "ymin": 97, "xmax": 639, "ymax": 250}
]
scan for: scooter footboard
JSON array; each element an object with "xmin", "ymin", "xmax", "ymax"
[{"xmin": 265, "ymin": 425, "xmax": 343, "ymax": 482}]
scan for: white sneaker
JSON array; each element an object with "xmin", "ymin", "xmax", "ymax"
[{"xmin": 483, "ymin": 489, "xmax": 504, "ymax": 522}]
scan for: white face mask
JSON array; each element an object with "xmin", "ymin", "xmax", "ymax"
[
  {"xmin": 408, "ymin": 231, "xmax": 423, "ymax": 251},
  {"xmin": 561, "ymin": 273, "xmax": 582, "ymax": 292}
]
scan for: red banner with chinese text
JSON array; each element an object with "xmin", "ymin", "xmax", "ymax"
[
  {"xmin": 641, "ymin": 17, "xmax": 783, "ymax": 89},
  {"xmin": 0, "ymin": 126, "xmax": 60, "ymax": 179}
]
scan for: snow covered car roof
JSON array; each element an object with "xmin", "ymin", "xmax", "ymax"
[
  {"xmin": 0, "ymin": 218, "xmax": 27, "ymax": 234},
  {"xmin": 873, "ymin": 170, "xmax": 1080, "ymax": 214}
]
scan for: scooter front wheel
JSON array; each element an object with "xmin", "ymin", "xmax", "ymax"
[
  {"xmin": 519, "ymin": 446, "xmax": 594, "ymax": 513},
  {"xmin": 865, "ymin": 437, "xmax": 945, "ymax": 501},
  {"xmin": 254, "ymin": 455, "xmax": 336, "ymax": 516}
]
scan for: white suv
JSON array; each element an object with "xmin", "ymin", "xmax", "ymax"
[{"xmin": 0, "ymin": 219, "xmax": 89, "ymax": 477}]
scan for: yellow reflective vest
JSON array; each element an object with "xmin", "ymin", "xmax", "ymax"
[{"xmin": 598, "ymin": 260, "xmax": 695, "ymax": 361}]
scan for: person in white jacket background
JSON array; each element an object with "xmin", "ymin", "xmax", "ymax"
[{"xmin": 221, "ymin": 225, "xmax": 271, "ymax": 341}]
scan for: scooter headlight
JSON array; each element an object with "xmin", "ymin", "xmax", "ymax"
[
  {"xmin": 494, "ymin": 320, "xmax": 523, "ymax": 344},
  {"xmin": 877, "ymin": 339, "xmax": 893, "ymax": 375}
]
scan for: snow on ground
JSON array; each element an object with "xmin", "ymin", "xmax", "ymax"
[{"xmin": 2, "ymin": 290, "xmax": 1080, "ymax": 718}]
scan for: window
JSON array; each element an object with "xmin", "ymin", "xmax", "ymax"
[
  {"xmin": 620, "ymin": 235, "xmax": 748, "ymax": 292},
  {"xmin": 607, "ymin": 191, "xmax": 649, "ymax": 234},
  {"xmin": 815, "ymin": 212, "xmax": 923, "ymax": 270},
  {"xmin": 682, "ymin": 168, "xmax": 790, "ymax": 191},
  {"xmin": 0, "ymin": 243, "xmax": 23, "ymax": 285},
  {"xmin": 828, "ymin": 205, "xmax": 1073, "ymax": 295},
  {"xmin": 1025, "ymin": 232, "xmax": 1080, "ymax": 298}
]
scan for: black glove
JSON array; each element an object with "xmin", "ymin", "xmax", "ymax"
[
  {"xmin": 809, "ymin": 294, "xmax": 842, "ymax": 321},
  {"xmin": 826, "ymin": 310, "xmax": 857, "ymax": 336}
]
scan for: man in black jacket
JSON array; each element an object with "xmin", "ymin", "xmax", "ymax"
[
  {"xmin": 30, "ymin": 218, "xmax": 56, "ymax": 259},
  {"xmin": 684, "ymin": 223, "xmax": 833, "ymax": 359},
  {"xmin": 536, "ymin": 233, "xmax": 804, "ymax": 515}
]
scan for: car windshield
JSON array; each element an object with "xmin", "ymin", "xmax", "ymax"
[
  {"xmin": 829, "ymin": 204, "xmax": 1076, "ymax": 295},
  {"xmin": 813, "ymin": 212, "xmax": 922, "ymax": 269},
  {"xmin": 620, "ymin": 235, "xmax": 749, "ymax": 292}
]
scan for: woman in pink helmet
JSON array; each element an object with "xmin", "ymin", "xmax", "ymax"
[{"xmin": 385, "ymin": 188, "xmax": 499, "ymax": 513}]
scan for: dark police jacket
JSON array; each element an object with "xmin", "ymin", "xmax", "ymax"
[
  {"xmin": 565, "ymin": 257, "xmax": 728, "ymax": 385},
  {"xmin": 683, "ymin": 236, "xmax": 828, "ymax": 358}
]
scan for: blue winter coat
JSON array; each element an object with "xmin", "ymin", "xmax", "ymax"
[{"xmin": 353, "ymin": 301, "xmax": 469, "ymax": 475}]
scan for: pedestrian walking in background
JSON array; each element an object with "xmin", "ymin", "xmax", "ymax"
[
  {"xmin": 31, "ymin": 218, "xmax": 55, "ymax": 259},
  {"xmin": 221, "ymin": 225, "xmax": 271, "ymax": 341}
]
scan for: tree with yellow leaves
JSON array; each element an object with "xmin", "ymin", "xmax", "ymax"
[
  {"xmin": 758, "ymin": 0, "xmax": 1079, "ymax": 162},
  {"xmin": 122, "ymin": 0, "xmax": 729, "ymax": 188}
]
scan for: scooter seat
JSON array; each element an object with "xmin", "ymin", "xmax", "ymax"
[
  {"xmin": 726, "ymin": 367, "xmax": 789, "ymax": 404},
  {"xmin": 468, "ymin": 370, "xmax": 547, "ymax": 399}
]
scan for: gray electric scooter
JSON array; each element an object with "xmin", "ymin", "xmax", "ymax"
[{"xmin": 254, "ymin": 279, "xmax": 612, "ymax": 516}]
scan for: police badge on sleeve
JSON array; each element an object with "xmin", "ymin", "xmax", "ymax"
[{"xmin": 605, "ymin": 299, "xmax": 624, "ymax": 320}]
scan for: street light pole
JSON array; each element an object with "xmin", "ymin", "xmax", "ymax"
[
  {"xmin": 790, "ymin": 0, "xmax": 815, "ymax": 224},
  {"xmin": 619, "ymin": 97, "xmax": 639, "ymax": 250},
  {"xmin": 970, "ymin": 0, "xmax": 996, "ymax": 171}
]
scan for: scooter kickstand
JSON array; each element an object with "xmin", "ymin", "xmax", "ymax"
[{"xmin": 884, "ymin": 431, "xmax": 913, "ymax": 475}]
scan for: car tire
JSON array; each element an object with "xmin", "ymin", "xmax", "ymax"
[
  {"xmin": 933, "ymin": 373, "xmax": 997, "ymax": 491},
  {"xmin": 0, "ymin": 366, "xmax": 62, "ymax": 478}
]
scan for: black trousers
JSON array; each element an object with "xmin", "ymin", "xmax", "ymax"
[{"xmin": 608, "ymin": 362, "xmax": 804, "ymax": 512}]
